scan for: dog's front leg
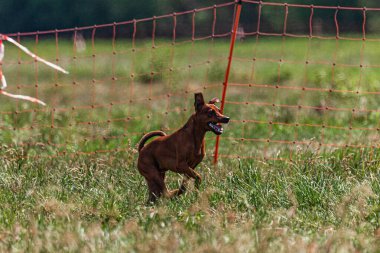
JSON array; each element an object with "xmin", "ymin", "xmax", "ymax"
[{"xmin": 176, "ymin": 163, "xmax": 202, "ymax": 189}]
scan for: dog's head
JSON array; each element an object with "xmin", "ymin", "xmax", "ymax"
[{"xmin": 194, "ymin": 93, "xmax": 230, "ymax": 135}]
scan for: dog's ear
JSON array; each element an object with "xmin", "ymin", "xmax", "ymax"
[
  {"xmin": 194, "ymin": 93, "xmax": 205, "ymax": 112},
  {"xmin": 208, "ymin": 97, "xmax": 220, "ymax": 104}
]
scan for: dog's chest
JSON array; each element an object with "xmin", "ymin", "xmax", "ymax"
[{"xmin": 187, "ymin": 144, "xmax": 205, "ymax": 168}]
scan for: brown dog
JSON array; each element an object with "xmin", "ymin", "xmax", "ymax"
[{"xmin": 137, "ymin": 93, "xmax": 230, "ymax": 203}]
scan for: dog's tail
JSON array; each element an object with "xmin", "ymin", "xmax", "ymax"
[{"xmin": 138, "ymin": 131, "xmax": 166, "ymax": 152}]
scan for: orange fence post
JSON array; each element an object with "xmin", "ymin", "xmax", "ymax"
[{"xmin": 213, "ymin": 0, "xmax": 243, "ymax": 164}]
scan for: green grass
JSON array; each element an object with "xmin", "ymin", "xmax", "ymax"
[
  {"xmin": 1, "ymin": 149, "xmax": 380, "ymax": 252},
  {"xmin": 1, "ymin": 34, "xmax": 380, "ymax": 252}
]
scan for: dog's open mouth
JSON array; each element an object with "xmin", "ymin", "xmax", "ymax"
[{"xmin": 208, "ymin": 122, "xmax": 224, "ymax": 135}]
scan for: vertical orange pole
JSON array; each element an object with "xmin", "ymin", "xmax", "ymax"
[{"xmin": 213, "ymin": 0, "xmax": 242, "ymax": 164}]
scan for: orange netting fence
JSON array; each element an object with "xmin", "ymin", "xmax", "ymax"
[
  {"xmin": 0, "ymin": 0, "xmax": 379, "ymax": 162},
  {"xmin": 218, "ymin": 0, "xmax": 380, "ymax": 162}
]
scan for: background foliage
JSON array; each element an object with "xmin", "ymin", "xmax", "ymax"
[{"xmin": 1, "ymin": 0, "xmax": 380, "ymax": 34}]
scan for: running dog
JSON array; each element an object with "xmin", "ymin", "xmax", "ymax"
[{"xmin": 137, "ymin": 92, "xmax": 230, "ymax": 203}]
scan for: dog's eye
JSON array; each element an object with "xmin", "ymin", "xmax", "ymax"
[{"xmin": 208, "ymin": 110, "xmax": 214, "ymax": 118}]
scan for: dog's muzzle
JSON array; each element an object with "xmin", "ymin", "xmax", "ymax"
[
  {"xmin": 220, "ymin": 116, "xmax": 230, "ymax": 124},
  {"xmin": 208, "ymin": 116, "xmax": 230, "ymax": 135}
]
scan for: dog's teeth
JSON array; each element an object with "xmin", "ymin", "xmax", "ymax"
[{"xmin": 208, "ymin": 122, "xmax": 224, "ymax": 134}]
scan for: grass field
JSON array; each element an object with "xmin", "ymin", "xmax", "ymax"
[
  {"xmin": 1, "ymin": 33, "xmax": 380, "ymax": 252},
  {"xmin": 1, "ymin": 149, "xmax": 380, "ymax": 252}
]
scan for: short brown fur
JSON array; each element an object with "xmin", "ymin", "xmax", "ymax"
[{"xmin": 137, "ymin": 93, "xmax": 230, "ymax": 203}]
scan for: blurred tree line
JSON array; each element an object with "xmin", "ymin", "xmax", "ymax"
[{"xmin": 0, "ymin": 0, "xmax": 379, "ymax": 35}]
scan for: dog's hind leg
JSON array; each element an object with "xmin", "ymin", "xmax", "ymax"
[
  {"xmin": 159, "ymin": 172, "xmax": 175, "ymax": 198},
  {"xmin": 144, "ymin": 168, "xmax": 167, "ymax": 203},
  {"xmin": 146, "ymin": 180, "xmax": 160, "ymax": 203}
]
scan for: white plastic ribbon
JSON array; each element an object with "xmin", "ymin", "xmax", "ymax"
[
  {"xmin": 0, "ymin": 90, "xmax": 46, "ymax": 106},
  {"xmin": 0, "ymin": 34, "xmax": 69, "ymax": 106},
  {"xmin": 5, "ymin": 36, "xmax": 69, "ymax": 74},
  {"xmin": 0, "ymin": 39, "xmax": 6, "ymax": 90},
  {"xmin": 0, "ymin": 40, "xmax": 4, "ymax": 61},
  {"xmin": 1, "ymin": 74, "xmax": 7, "ymax": 90}
]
